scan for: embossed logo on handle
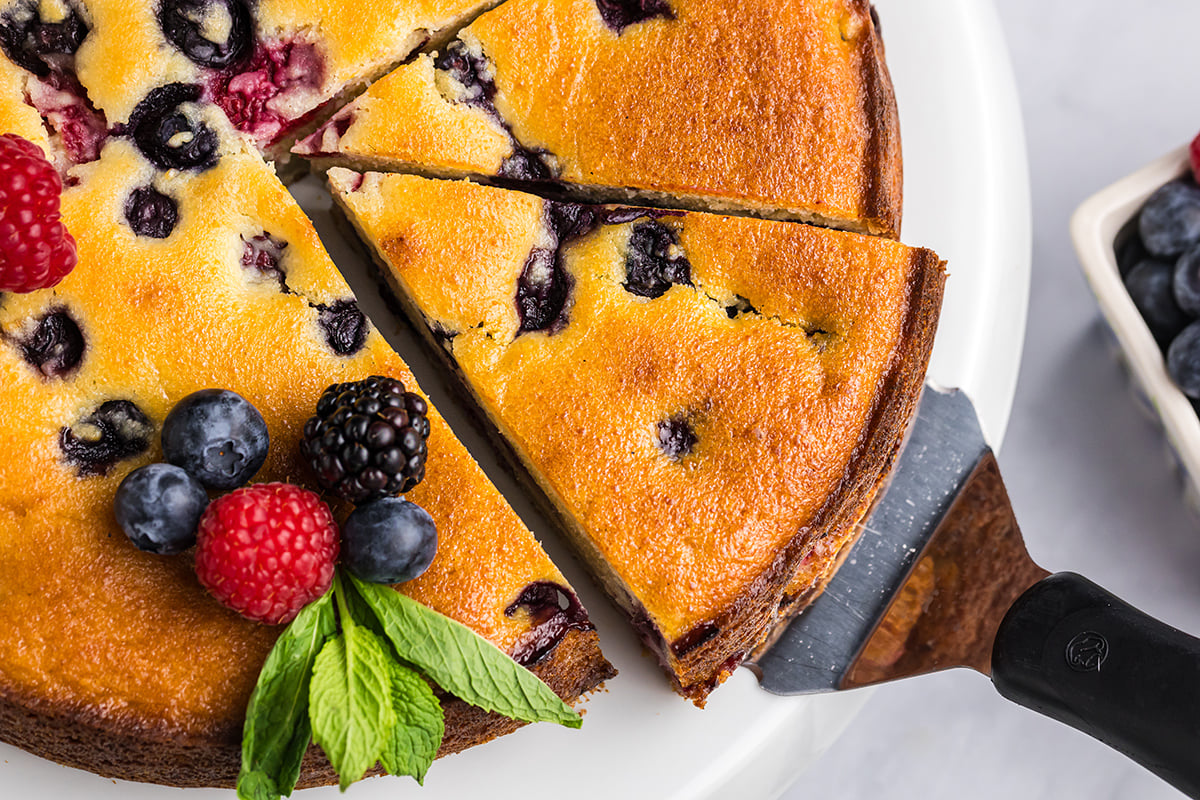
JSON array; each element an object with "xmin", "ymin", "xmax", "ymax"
[{"xmin": 1066, "ymin": 631, "xmax": 1109, "ymax": 672}]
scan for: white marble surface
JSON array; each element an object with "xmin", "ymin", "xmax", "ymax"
[{"xmin": 782, "ymin": 2, "xmax": 1200, "ymax": 798}]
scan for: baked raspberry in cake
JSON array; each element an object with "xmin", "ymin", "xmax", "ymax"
[
  {"xmin": 0, "ymin": 0, "xmax": 502, "ymax": 165},
  {"xmin": 297, "ymin": 0, "xmax": 903, "ymax": 236},
  {"xmin": 329, "ymin": 170, "xmax": 944, "ymax": 703},
  {"xmin": 0, "ymin": 102, "xmax": 611, "ymax": 790}
]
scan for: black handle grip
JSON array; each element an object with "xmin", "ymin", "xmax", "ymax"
[{"xmin": 992, "ymin": 572, "xmax": 1200, "ymax": 797}]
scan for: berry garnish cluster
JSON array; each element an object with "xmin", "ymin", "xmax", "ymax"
[
  {"xmin": 0, "ymin": 133, "xmax": 78, "ymax": 292},
  {"xmin": 109, "ymin": 377, "xmax": 584, "ymax": 798},
  {"xmin": 112, "ymin": 376, "xmax": 437, "ymax": 625},
  {"xmin": 1120, "ymin": 134, "xmax": 1200, "ymax": 401}
]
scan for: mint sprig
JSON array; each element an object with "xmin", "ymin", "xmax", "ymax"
[
  {"xmin": 237, "ymin": 570, "xmax": 582, "ymax": 799},
  {"xmin": 310, "ymin": 577, "xmax": 398, "ymax": 789},
  {"xmin": 381, "ymin": 662, "xmax": 444, "ymax": 784},
  {"xmin": 238, "ymin": 590, "xmax": 336, "ymax": 800},
  {"xmin": 347, "ymin": 574, "xmax": 582, "ymax": 728}
]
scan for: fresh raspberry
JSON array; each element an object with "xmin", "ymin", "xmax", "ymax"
[
  {"xmin": 195, "ymin": 483, "xmax": 339, "ymax": 625},
  {"xmin": 1191, "ymin": 131, "xmax": 1200, "ymax": 185},
  {"xmin": 0, "ymin": 134, "xmax": 77, "ymax": 292}
]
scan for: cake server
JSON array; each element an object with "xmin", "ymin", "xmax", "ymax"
[{"xmin": 746, "ymin": 385, "xmax": 1200, "ymax": 797}]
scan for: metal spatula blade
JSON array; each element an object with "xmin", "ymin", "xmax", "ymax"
[
  {"xmin": 748, "ymin": 386, "xmax": 990, "ymax": 695},
  {"xmin": 745, "ymin": 385, "xmax": 1200, "ymax": 798}
]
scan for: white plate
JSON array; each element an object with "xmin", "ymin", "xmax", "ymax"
[
  {"xmin": 0, "ymin": 0, "xmax": 1030, "ymax": 797},
  {"xmin": 1071, "ymin": 146, "xmax": 1200, "ymax": 516}
]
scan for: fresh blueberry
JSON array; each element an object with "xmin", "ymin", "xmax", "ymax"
[
  {"xmin": 1168, "ymin": 322, "xmax": 1200, "ymax": 398},
  {"xmin": 341, "ymin": 497, "xmax": 438, "ymax": 584},
  {"xmin": 1138, "ymin": 180, "xmax": 1200, "ymax": 258},
  {"xmin": 114, "ymin": 463, "xmax": 208, "ymax": 554},
  {"xmin": 162, "ymin": 389, "xmax": 269, "ymax": 489},
  {"xmin": 1175, "ymin": 243, "xmax": 1200, "ymax": 317},
  {"xmin": 158, "ymin": 0, "xmax": 253, "ymax": 70},
  {"xmin": 1115, "ymin": 228, "xmax": 1149, "ymax": 280},
  {"xmin": 1124, "ymin": 260, "xmax": 1191, "ymax": 348}
]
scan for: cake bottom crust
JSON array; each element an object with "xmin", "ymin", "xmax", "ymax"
[{"xmin": 0, "ymin": 628, "xmax": 613, "ymax": 788}]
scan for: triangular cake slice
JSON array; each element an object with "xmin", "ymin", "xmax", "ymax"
[
  {"xmin": 330, "ymin": 169, "xmax": 943, "ymax": 703},
  {"xmin": 0, "ymin": 0, "xmax": 503, "ymax": 164},
  {"xmin": 0, "ymin": 127, "xmax": 612, "ymax": 785},
  {"xmin": 297, "ymin": 0, "xmax": 903, "ymax": 236}
]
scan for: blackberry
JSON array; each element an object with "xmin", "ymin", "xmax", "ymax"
[{"xmin": 301, "ymin": 376, "xmax": 430, "ymax": 504}]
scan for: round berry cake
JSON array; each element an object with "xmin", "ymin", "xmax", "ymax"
[
  {"xmin": 0, "ymin": 3, "xmax": 613, "ymax": 786},
  {"xmin": 329, "ymin": 170, "xmax": 944, "ymax": 703},
  {"xmin": 0, "ymin": 0, "xmax": 945, "ymax": 788}
]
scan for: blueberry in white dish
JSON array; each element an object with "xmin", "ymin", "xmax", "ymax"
[
  {"xmin": 1124, "ymin": 259, "xmax": 1191, "ymax": 347},
  {"xmin": 1138, "ymin": 180, "xmax": 1200, "ymax": 257},
  {"xmin": 1168, "ymin": 321, "xmax": 1200, "ymax": 398},
  {"xmin": 114, "ymin": 463, "xmax": 208, "ymax": 554},
  {"xmin": 161, "ymin": 389, "xmax": 269, "ymax": 489},
  {"xmin": 1173, "ymin": 242, "xmax": 1200, "ymax": 316},
  {"xmin": 341, "ymin": 497, "xmax": 438, "ymax": 584}
]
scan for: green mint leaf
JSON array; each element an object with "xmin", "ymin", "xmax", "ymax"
[
  {"xmin": 380, "ymin": 662, "xmax": 444, "ymax": 785},
  {"xmin": 346, "ymin": 574, "xmax": 582, "ymax": 729},
  {"xmin": 237, "ymin": 591, "xmax": 336, "ymax": 800},
  {"xmin": 309, "ymin": 616, "xmax": 397, "ymax": 789}
]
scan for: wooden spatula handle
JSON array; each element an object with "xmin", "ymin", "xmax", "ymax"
[{"xmin": 992, "ymin": 572, "xmax": 1200, "ymax": 798}]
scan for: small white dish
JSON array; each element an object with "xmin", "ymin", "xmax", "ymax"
[{"xmin": 1071, "ymin": 145, "xmax": 1200, "ymax": 514}]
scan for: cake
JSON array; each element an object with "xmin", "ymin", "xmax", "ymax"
[
  {"xmin": 329, "ymin": 170, "xmax": 945, "ymax": 703},
  {"xmin": 295, "ymin": 0, "xmax": 902, "ymax": 236},
  {"xmin": 0, "ymin": 19, "xmax": 613, "ymax": 788},
  {"xmin": 0, "ymin": 0, "xmax": 504, "ymax": 165}
]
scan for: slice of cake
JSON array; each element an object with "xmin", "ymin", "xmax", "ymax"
[
  {"xmin": 297, "ymin": 0, "xmax": 903, "ymax": 236},
  {"xmin": 0, "ymin": 120, "xmax": 612, "ymax": 787},
  {"xmin": 329, "ymin": 170, "xmax": 944, "ymax": 703},
  {"xmin": 0, "ymin": 0, "xmax": 503, "ymax": 164}
]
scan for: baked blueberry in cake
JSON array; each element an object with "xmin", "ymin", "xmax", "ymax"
[
  {"xmin": 329, "ymin": 170, "xmax": 944, "ymax": 703},
  {"xmin": 0, "ymin": 58, "xmax": 611, "ymax": 793},
  {"xmin": 296, "ymin": 0, "xmax": 903, "ymax": 237}
]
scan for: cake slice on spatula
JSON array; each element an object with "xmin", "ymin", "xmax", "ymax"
[
  {"xmin": 330, "ymin": 169, "xmax": 944, "ymax": 703},
  {"xmin": 298, "ymin": 0, "xmax": 903, "ymax": 236}
]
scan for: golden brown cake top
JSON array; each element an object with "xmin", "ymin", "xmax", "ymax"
[
  {"xmin": 299, "ymin": 0, "xmax": 903, "ymax": 236},
  {"xmin": 0, "ymin": 133, "xmax": 580, "ymax": 745},
  {"xmin": 331, "ymin": 169, "xmax": 943, "ymax": 643}
]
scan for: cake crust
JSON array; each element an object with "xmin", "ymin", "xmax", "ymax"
[{"xmin": 0, "ymin": 629, "xmax": 612, "ymax": 787}]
